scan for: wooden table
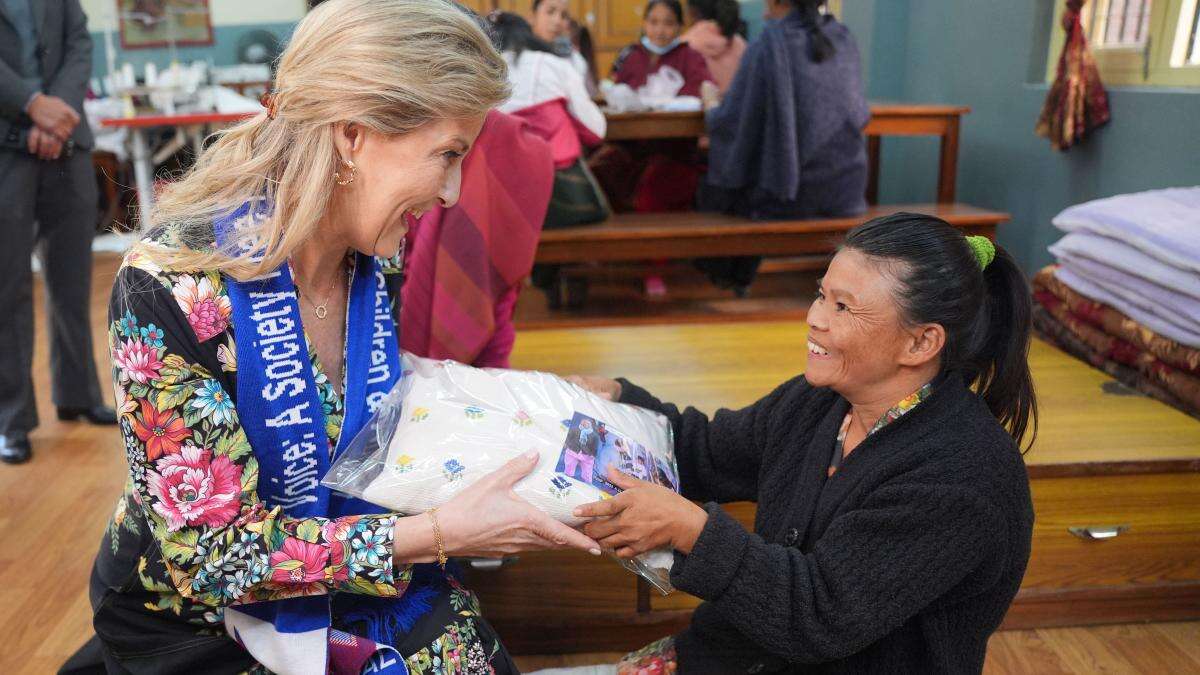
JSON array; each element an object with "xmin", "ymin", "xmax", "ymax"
[{"xmin": 604, "ymin": 103, "xmax": 971, "ymax": 203}]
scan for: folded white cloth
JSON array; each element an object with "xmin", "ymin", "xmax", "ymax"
[
  {"xmin": 328, "ymin": 354, "xmax": 680, "ymax": 591},
  {"xmin": 1052, "ymin": 186, "xmax": 1200, "ymax": 273},
  {"xmin": 1050, "ymin": 231, "xmax": 1200, "ymax": 301}
]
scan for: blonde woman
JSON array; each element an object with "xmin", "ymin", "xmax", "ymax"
[{"xmin": 68, "ymin": 1, "xmax": 599, "ymax": 673}]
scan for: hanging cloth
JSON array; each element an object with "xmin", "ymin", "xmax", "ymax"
[{"xmin": 1036, "ymin": 0, "xmax": 1112, "ymax": 150}]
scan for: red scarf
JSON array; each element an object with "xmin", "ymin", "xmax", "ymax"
[{"xmin": 401, "ymin": 111, "xmax": 554, "ymax": 365}]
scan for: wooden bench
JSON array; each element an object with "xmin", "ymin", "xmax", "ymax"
[
  {"xmin": 536, "ymin": 203, "xmax": 1007, "ymax": 264},
  {"xmin": 534, "ymin": 203, "xmax": 1009, "ymax": 306}
]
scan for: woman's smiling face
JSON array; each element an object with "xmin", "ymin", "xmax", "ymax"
[
  {"xmin": 805, "ymin": 249, "xmax": 925, "ymax": 397},
  {"xmin": 329, "ymin": 116, "xmax": 485, "ymax": 258}
]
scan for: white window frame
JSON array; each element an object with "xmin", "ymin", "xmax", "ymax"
[{"xmin": 1045, "ymin": 0, "xmax": 1200, "ymax": 87}]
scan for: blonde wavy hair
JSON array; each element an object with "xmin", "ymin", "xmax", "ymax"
[{"xmin": 135, "ymin": 0, "xmax": 510, "ymax": 280}]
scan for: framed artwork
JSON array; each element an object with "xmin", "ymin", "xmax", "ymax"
[{"xmin": 118, "ymin": 0, "xmax": 215, "ymax": 50}]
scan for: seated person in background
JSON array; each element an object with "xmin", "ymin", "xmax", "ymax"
[
  {"xmin": 680, "ymin": 0, "xmax": 747, "ymax": 95},
  {"xmin": 609, "ymin": 0, "xmax": 712, "ymax": 97},
  {"xmin": 530, "ymin": 0, "xmax": 593, "ymax": 90},
  {"xmin": 401, "ymin": 109, "xmax": 554, "ymax": 368},
  {"xmin": 696, "ymin": 0, "xmax": 870, "ymax": 292},
  {"xmin": 491, "ymin": 12, "xmax": 610, "ymax": 305},
  {"xmin": 568, "ymin": 17, "xmax": 601, "ymax": 96},
  {"xmin": 590, "ymin": 0, "xmax": 714, "ymax": 214},
  {"xmin": 571, "ymin": 214, "xmax": 1036, "ymax": 674}
]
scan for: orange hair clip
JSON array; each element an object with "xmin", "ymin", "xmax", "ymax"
[{"xmin": 260, "ymin": 91, "xmax": 279, "ymax": 120}]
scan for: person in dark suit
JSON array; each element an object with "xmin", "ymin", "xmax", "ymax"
[{"xmin": 0, "ymin": 0, "xmax": 114, "ymax": 465}]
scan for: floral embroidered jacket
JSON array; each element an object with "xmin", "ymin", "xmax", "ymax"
[{"xmin": 89, "ymin": 250, "xmax": 513, "ymax": 674}]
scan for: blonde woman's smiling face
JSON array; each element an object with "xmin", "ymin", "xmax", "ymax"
[{"xmin": 330, "ymin": 115, "xmax": 486, "ymax": 258}]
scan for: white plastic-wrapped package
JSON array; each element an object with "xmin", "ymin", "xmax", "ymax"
[{"xmin": 322, "ymin": 353, "xmax": 680, "ymax": 593}]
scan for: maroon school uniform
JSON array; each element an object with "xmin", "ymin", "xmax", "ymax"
[
  {"xmin": 593, "ymin": 42, "xmax": 712, "ymax": 212},
  {"xmin": 611, "ymin": 41, "xmax": 712, "ymax": 97}
]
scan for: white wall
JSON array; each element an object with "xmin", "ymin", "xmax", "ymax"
[{"xmin": 81, "ymin": 0, "xmax": 308, "ymax": 32}]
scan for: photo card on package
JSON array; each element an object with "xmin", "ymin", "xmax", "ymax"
[{"xmin": 554, "ymin": 411, "xmax": 601, "ymax": 484}]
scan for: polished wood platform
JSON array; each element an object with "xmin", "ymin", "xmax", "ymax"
[
  {"xmin": 3, "ymin": 257, "xmax": 1198, "ymax": 672},
  {"xmin": 463, "ymin": 321, "xmax": 1200, "ymax": 654},
  {"xmin": 515, "ymin": 621, "xmax": 1200, "ymax": 674}
]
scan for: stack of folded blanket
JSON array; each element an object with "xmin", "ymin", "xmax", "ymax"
[{"xmin": 1033, "ymin": 187, "xmax": 1200, "ymax": 418}]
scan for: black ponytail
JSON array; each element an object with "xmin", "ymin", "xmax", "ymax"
[
  {"xmin": 976, "ymin": 245, "xmax": 1038, "ymax": 447},
  {"xmin": 488, "ymin": 12, "xmax": 556, "ymax": 61},
  {"xmin": 794, "ymin": 0, "xmax": 836, "ymax": 63},
  {"xmin": 842, "ymin": 213, "xmax": 1038, "ymax": 449}
]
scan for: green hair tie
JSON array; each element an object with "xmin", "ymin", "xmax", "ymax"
[{"xmin": 966, "ymin": 235, "xmax": 996, "ymax": 270}]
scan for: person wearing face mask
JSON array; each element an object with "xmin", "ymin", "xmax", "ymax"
[
  {"xmin": 610, "ymin": 0, "xmax": 712, "ymax": 97},
  {"xmin": 487, "ymin": 11, "xmax": 609, "ymax": 308},
  {"xmin": 590, "ymin": 0, "xmax": 713, "ymax": 221},
  {"xmin": 62, "ymin": 2, "xmax": 603, "ymax": 673},
  {"xmin": 566, "ymin": 213, "xmax": 1036, "ymax": 674}
]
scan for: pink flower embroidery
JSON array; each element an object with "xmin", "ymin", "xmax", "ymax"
[
  {"xmin": 172, "ymin": 274, "xmax": 232, "ymax": 343},
  {"xmin": 147, "ymin": 445, "xmax": 243, "ymax": 532},
  {"xmin": 322, "ymin": 520, "xmax": 352, "ymax": 582},
  {"xmin": 112, "ymin": 338, "xmax": 164, "ymax": 384},
  {"xmin": 269, "ymin": 537, "xmax": 330, "ymax": 586}
]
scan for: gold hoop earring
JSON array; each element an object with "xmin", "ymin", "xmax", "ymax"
[{"xmin": 334, "ymin": 159, "xmax": 357, "ymax": 186}]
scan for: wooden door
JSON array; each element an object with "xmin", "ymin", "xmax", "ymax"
[
  {"xmin": 458, "ymin": 0, "xmax": 494, "ymax": 14},
  {"xmin": 583, "ymin": 0, "xmax": 645, "ymax": 75}
]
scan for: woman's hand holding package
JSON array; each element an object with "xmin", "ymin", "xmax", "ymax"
[
  {"xmin": 565, "ymin": 374, "xmax": 622, "ymax": 401},
  {"xmin": 575, "ymin": 469, "xmax": 709, "ymax": 559},
  {"xmin": 437, "ymin": 451, "xmax": 602, "ymax": 559}
]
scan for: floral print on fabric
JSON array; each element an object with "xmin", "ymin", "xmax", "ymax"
[
  {"xmin": 170, "ymin": 272, "xmax": 232, "ymax": 342},
  {"xmin": 830, "ymin": 383, "xmax": 932, "ymax": 476},
  {"xmin": 107, "ymin": 281, "xmax": 401, "ymax": 606},
  {"xmin": 96, "ymin": 254, "xmax": 507, "ymax": 672},
  {"xmin": 404, "ymin": 581, "xmax": 503, "ymax": 674},
  {"xmin": 618, "ymin": 636, "xmax": 677, "ymax": 674}
]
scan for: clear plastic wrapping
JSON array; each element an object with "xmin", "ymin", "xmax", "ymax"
[{"xmin": 322, "ymin": 353, "xmax": 680, "ymax": 593}]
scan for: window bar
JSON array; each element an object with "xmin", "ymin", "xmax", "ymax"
[
  {"xmin": 1107, "ymin": 0, "xmax": 1127, "ymax": 45},
  {"xmin": 1187, "ymin": 2, "xmax": 1200, "ymax": 64},
  {"xmin": 1128, "ymin": 0, "xmax": 1150, "ymax": 44}
]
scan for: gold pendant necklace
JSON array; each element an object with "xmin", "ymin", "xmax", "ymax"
[{"xmin": 295, "ymin": 259, "xmax": 343, "ymax": 320}]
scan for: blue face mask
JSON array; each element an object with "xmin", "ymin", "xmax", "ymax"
[
  {"xmin": 551, "ymin": 35, "xmax": 573, "ymax": 57},
  {"xmin": 640, "ymin": 35, "xmax": 680, "ymax": 56}
]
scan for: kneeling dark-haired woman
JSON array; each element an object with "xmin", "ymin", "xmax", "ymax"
[{"xmin": 571, "ymin": 213, "xmax": 1037, "ymax": 674}]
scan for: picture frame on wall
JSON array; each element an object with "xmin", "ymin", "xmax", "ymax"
[{"xmin": 118, "ymin": 0, "xmax": 215, "ymax": 50}]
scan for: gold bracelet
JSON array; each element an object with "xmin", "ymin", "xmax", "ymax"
[{"xmin": 426, "ymin": 507, "xmax": 448, "ymax": 569}]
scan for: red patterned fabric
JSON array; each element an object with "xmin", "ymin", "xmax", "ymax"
[
  {"xmin": 1036, "ymin": 0, "xmax": 1111, "ymax": 150},
  {"xmin": 1033, "ymin": 267, "xmax": 1200, "ymax": 416},
  {"xmin": 401, "ymin": 110, "xmax": 554, "ymax": 367},
  {"xmin": 510, "ymin": 97, "xmax": 603, "ymax": 169}
]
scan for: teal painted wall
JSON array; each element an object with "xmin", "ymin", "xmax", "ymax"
[
  {"xmin": 735, "ymin": 0, "xmax": 1199, "ymax": 272},
  {"xmin": 89, "ymin": 23, "xmax": 296, "ymax": 84},
  {"xmin": 840, "ymin": 0, "xmax": 1200, "ymax": 272}
]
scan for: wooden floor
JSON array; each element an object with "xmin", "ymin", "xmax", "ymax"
[
  {"xmin": 2, "ymin": 254, "xmax": 1198, "ymax": 674},
  {"xmin": 514, "ymin": 622, "xmax": 1200, "ymax": 673}
]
